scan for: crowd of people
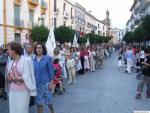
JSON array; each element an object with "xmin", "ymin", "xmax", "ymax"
[
  {"xmin": 117, "ymin": 45, "xmax": 150, "ymax": 99},
  {"xmin": 0, "ymin": 41, "xmax": 114, "ymax": 113}
]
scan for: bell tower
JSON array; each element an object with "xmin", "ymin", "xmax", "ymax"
[{"xmin": 106, "ymin": 9, "xmax": 111, "ymax": 36}]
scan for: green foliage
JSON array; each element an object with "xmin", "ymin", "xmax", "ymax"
[
  {"xmin": 79, "ymin": 33, "xmax": 111, "ymax": 44},
  {"xmin": 54, "ymin": 26, "xmax": 75, "ymax": 43},
  {"xmin": 134, "ymin": 26, "xmax": 144, "ymax": 42},
  {"xmin": 31, "ymin": 25, "xmax": 49, "ymax": 42},
  {"xmin": 142, "ymin": 15, "xmax": 150, "ymax": 40},
  {"xmin": 123, "ymin": 32, "xmax": 135, "ymax": 43},
  {"xmin": 79, "ymin": 37, "xmax": 87, "ymax": 44},
  {"xmin": 123, "ymin": 15, "xmax": 150, "ymax": 43}
]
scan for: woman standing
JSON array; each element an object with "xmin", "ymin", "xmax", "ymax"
[
  {"xmin": 84, "ymin": 49, "xmax": 90, "ymax": 71},
  {"xmin": 5, "ymin": 42, "xmax": 36, "ymax": 113},
  {"xmin": 89, "ymin": 47, "xmax": 96, "ymax": 72},
  {"xmin": 33, "ymin": 43, "xmax": 56, "ymax": 113},
  {"xmin": 73, "ymin": 47, "xmax": 82, "ymax": 72},
  {"xmin": 78, "ymin": 47, "xmax": 85, "ymax": 74}
]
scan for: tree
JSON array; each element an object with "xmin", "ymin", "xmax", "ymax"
[
  {"xmin": 79, "ymin": 37, "xmax": 87, "ymax": 44},
  {"xmin": 103, "ymin": 36, "xmax": 112, "ymax": 43},
  {"xmin": 95, "ymin": 35, "xmax": 103, "ymax": 43},
  {"xmin": 79, "ymin": 33, "xmax": 111, "ymax": 44},
  {"xmin": 142, "ymin": 15, "xmax": 150, "ymax": 40},
  {"xmin": 134, "ymin": 26, "xmax": 144, "ymax": 42},
  {"xmin": 31, "ymin": 25, "xmax": 49, "ymax": 42},
  {"xmin": 123, "ymin": 31, "xmax": 135, "ymax": 43},
  {"xmin": 54, "ymin": 26, "xmax": 75, "ymax": 43}
]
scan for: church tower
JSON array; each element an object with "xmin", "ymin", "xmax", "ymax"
[{"xmin": 105, "ymin": 9, "xmax": 111, "ymax": 36}]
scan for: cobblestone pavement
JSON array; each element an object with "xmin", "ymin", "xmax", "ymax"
[{"xmin": 1, "ymin": 53, "xmax": 150, "ymax": 113}]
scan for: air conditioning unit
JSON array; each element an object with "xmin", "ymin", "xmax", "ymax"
[{"xmin": 63, "ymin": 11, "xmax": 69, "ymax": 19}]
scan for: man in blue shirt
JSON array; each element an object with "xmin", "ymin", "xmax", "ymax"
[{"xmin": 125, "ymin": 46, "xmax": 134, "ymax": 73}]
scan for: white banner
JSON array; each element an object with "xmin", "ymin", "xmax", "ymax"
[
  {"xmin": 72, "ymin": 33, "xmax": 78, "ymax": 48},
  {"xmin": 46, "ymin": 26, "xmax": 56, "ymax": 57}
]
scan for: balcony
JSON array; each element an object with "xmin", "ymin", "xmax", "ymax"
[
  {"xmin": 41, "ymin": 1, "xmax": 47, "ymax": 10},
  {"xmin": 14, "ymin": 18, "xmax": 24, "ymax": 28},
  {"xmin": 53, "ymin": 8, "xmax": 59, "ymax": 17},
  {"xmin": 41, "ymin": 0, "xmax": 47, "ymax": 14},
  {"xmin": 14, "ymin": 0, "xmax": 22, "ymax": 5},
  {"xmin": 28, "ymin": 0, "xmax": 38, "ymax": 6},
  {"xmin": 139, "ymin": 0, "xmax": 150, "ymax": 13},
  {"xmin": 28, "ymin": 0, "xmax": 38, "ymax": 10},
  {"xmin": 63, "ymin": 11, "xmax": 69, "ymax": 19},
  {"xmin": 27, "ymin": 22, "xmax": 37, "ymax": 29}
]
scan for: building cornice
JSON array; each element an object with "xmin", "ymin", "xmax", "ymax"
[
  {"xmin": 130, "ymin": 0, "xmax": 137, "ymax": 11},
  {"xmin": 75, "ymin": 2, "xmax": 86, "ymax": 11},
  {"xmin": 64, "ymin": 0, "xmax": 75, "ymax": 7}
]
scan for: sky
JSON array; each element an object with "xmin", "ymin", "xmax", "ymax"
[{"xmin": 74, "ymin": 0, "xmax": 134, "ymax": 29}]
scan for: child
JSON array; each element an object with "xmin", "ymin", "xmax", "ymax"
[
  {"xmin": 66, "ymin": 54, "xmax": 76, "ymax": 84},
  {"xmin": 118, "ymin": 56, "xmax": 123, "ymax": 70},
  {"xmin": 52, "ymin": 59, "xmax": 63, "ymax": 95},
  {"xmin": 84, "ymin": 51, "xmax": 90, "ymax": 71}
]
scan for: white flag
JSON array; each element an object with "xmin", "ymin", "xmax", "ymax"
[
  {"xmin": 86, "ymin": 38, "xmax": 90, "ymax": 47},
  {"xmin": 72, "ymin": 33, "xmax": 78, "ymax": 47},
  {"xmin": 46, "ymin": 26, "xmax": 56, "ymax": 57}
]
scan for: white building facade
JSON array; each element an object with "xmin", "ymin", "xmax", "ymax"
[
  {"xmin": 126, "ymin": 0, "xmax": 150, "ymax": 31},
  {"xmin": 50, "ymin": 0, "xmax": 75, "ymax": 29},
  {"xmin": 0, "ymin": 0, "xmax": 50, "ymax": 45},
  {"xmin": 0, "ymin": 0, "xmax": 107, "ymax": 45}
]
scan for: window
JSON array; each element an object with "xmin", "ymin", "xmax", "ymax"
[
  {"xmin": 14, "ymin": 33, "xmax": 21, "ymax": 43},
  {"xmin": 54, "ymin": 0, "xmax": 57, "ymax": 12},
  {"xmin": 29, "ymin": 10, "xmax": 34, "ymax": 27},
  {"xmin": 71, "ymin": 8, "xmax": 73, "ymax": 19},
  {"xmin": 41, "ymin": 18, "xmax": 45, "ymax": 25},
  {"xmin": 14, "ymin": 5, "xmax": 20, "ymax": 26},
  {"xmin": 63, "ymin": 3, "xmax": 66, "ymax": 12},
  {"xmin": 54, "ymin": 18, "xmax": 57, "ymax": 28},
  {"xmin": 103, "ymin": 26, "xmax": 105, "ymax": 30},
  {"xmin": 64, "ymin": 21, "xmax": 66, "ymax": 26},
  {"xmin": 98, "ymin": 24, "xmax": 100, "ymax": 29}
]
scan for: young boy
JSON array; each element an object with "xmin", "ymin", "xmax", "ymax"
[{"xmin": 66, "ymin": 54, "xmax": 76, "ymax": 84}]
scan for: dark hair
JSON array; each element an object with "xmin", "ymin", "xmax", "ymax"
[
  {"xmin": 9, "ymin": 42, "xmax": 23, "ymax": 55},
  {"xmin": 34, "ymin": 42, "xmax": 47, "ymax": 55},
  {"xmin": 54, "ymin": 58, "xmax": 59, "ymax": 64},
  {"xmin": 144, "ymin": 47, "xmax": 150, "ymax": 54},
  {"xmin": 142, "ymin": 46, "xmax": 145, "ymax": 50},
  {"xmin": 118, "ymin": 56, "xmax": 122, "ymax": 60}
]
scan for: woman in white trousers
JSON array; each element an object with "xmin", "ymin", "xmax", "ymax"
[{"xmin": 5, "ymin": 42, "xmax": 36, "ymax": 113}]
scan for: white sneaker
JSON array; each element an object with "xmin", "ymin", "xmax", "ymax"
[
  {"xmin": 67, "ymin": 82, "xmax": 72, "ymax": 85},
  {"xmin": 73, "ymin": 80, "xmax": 76, "ymax": 84}
]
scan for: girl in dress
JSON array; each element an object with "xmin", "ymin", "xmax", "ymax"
[
  {"xmin": 84, "ymin": 49, "xmax": 90, "ymax": 71},
  {"xmin": 52, "ymin": 59, "xmax": 63, "ymax": 95},
  {"xmin": 118, "ymin": 56, "xmax": 123, "ymax": 71},
  {"xmin": 89, "ymin": 47, "xmax": 96, "ymax": 72}
]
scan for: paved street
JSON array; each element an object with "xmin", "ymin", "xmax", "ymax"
[{"xmin": 1, "ymin": 53, "xmax": 150, "ymax": 113}]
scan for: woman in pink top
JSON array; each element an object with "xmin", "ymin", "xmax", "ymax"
[{"xmin": 5, "ymin": 42, "xmax": 36, "ymax": 113}]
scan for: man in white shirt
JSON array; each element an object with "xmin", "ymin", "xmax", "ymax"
[{"xmin": 125, "ymin": 46, "xmax": 134, "ymax": 73}]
